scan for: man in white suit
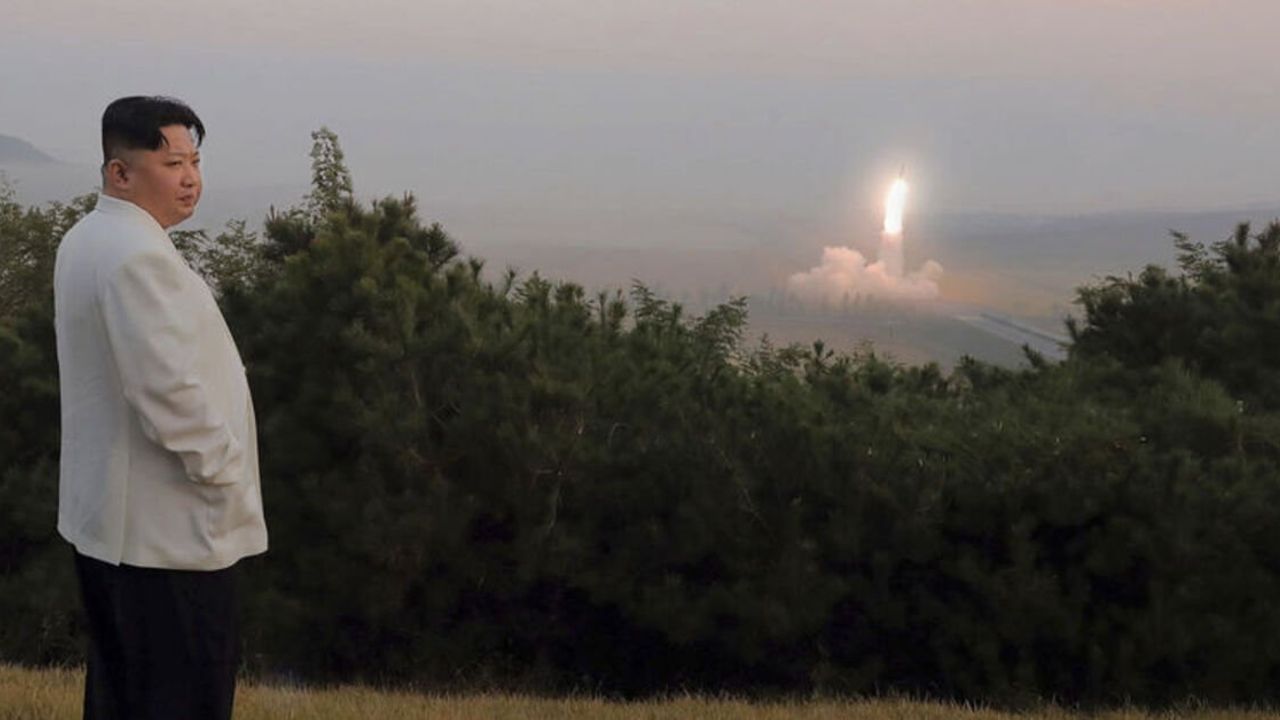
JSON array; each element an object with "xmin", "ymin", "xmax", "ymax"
[{"xmin": 54, "ymin": 96, "xmax": 267, "ymax": 720}]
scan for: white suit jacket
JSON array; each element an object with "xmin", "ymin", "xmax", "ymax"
[{"xmin": 54, "ymin": 194, "xmax": 267, "ymax": 570}]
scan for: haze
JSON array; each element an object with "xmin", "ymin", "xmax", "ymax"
[{"xmin": 4, "ymin": 1, "xmax": 1280, "ymax": 329}]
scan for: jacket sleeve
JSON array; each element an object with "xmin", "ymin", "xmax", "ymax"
[{"xmin": 99, "ymin": 250, "xmax": 244, "ymax": 486}]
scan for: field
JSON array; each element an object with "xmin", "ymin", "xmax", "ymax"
[{"xmin": 3, "ymin": 664, "xmax": 1278, "ymax": 720}]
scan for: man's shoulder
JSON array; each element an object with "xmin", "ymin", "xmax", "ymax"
[{"xmin": 61, "ymin": 206, "xmax": 173, "ymax": 266}]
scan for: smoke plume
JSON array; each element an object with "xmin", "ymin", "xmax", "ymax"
[{"xmin": 787, "ymin": 246, "xmax": 943, "ymax": 304}]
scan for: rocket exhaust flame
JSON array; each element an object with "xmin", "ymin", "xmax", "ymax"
[
  {"xmin": 879, "ymin": 177, "xmax": 908, "ymax": 278},
  {"xmin": 884, "ymin": 177, "xmax": 908, "ymax": 235}
]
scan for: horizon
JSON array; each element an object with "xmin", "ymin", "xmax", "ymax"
[
  {"xmin": 6, "ymin": 134, "xmax": 1280, "ymax": 328},
  {"xmin": 6, "ymin": 140, "xmax": 1280, "ymax": 223}
]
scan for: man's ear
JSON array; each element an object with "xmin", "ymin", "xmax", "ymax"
[{"xmin": 103, "ymin": 158, "xmax": 130, "ymax": 191}]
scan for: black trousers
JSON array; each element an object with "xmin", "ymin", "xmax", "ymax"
[{"xmin": 74, "ymin": 552, "xmax": 240, "ymax": 720}]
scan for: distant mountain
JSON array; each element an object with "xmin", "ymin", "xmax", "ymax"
[{"xmin": 0, "ymin": 134, "xmax": 57, "ymax": 164}]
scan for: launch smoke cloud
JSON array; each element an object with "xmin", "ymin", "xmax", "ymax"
[{"xmin": 787, "ymin": 174, "xmax": 944, "ymax": 304}]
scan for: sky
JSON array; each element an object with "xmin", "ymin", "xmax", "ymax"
[{"xmin": 4, "ymin": 1, "xmax": 1280, "ymax": 242}]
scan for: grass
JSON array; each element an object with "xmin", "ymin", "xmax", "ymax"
[{"xmin": 3, "ymin": 664, "xmax": 1278, "ymax": 720}]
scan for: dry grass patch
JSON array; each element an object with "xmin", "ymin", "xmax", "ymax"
[{"xmin": 3, "ymin": 663, "xmax": 1277, "ymax": 719}]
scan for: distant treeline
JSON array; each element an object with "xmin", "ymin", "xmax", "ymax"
[{"xmin": 4, "ymin": 131, "xmax": 1280, "ymax": 707}]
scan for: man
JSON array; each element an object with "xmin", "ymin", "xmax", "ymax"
[{"xmin": 54, "ymin": 96, "xmax": 267, "ymax": 719}]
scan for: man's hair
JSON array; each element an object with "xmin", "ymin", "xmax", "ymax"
[{"xmin": 101, "ymin": 96, "xmax": 205, "ymax": 166}]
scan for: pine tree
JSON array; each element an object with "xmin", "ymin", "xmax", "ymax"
[{"xmin": 306, "ymin": 126, "xmax": 354, "ymax": 220}]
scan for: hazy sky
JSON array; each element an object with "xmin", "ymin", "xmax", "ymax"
[{"xmin": 5, "ymin": 1, "xmax": 1280, "ymax": 229}]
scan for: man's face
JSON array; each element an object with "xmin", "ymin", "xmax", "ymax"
[{"xmin": 109, "ymin": 124, "xmax": 202, "ymax": 229}]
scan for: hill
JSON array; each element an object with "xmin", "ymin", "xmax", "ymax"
[{"xmin": 0, "ymin": 134, "xmax": 57, "ymax": 164}]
